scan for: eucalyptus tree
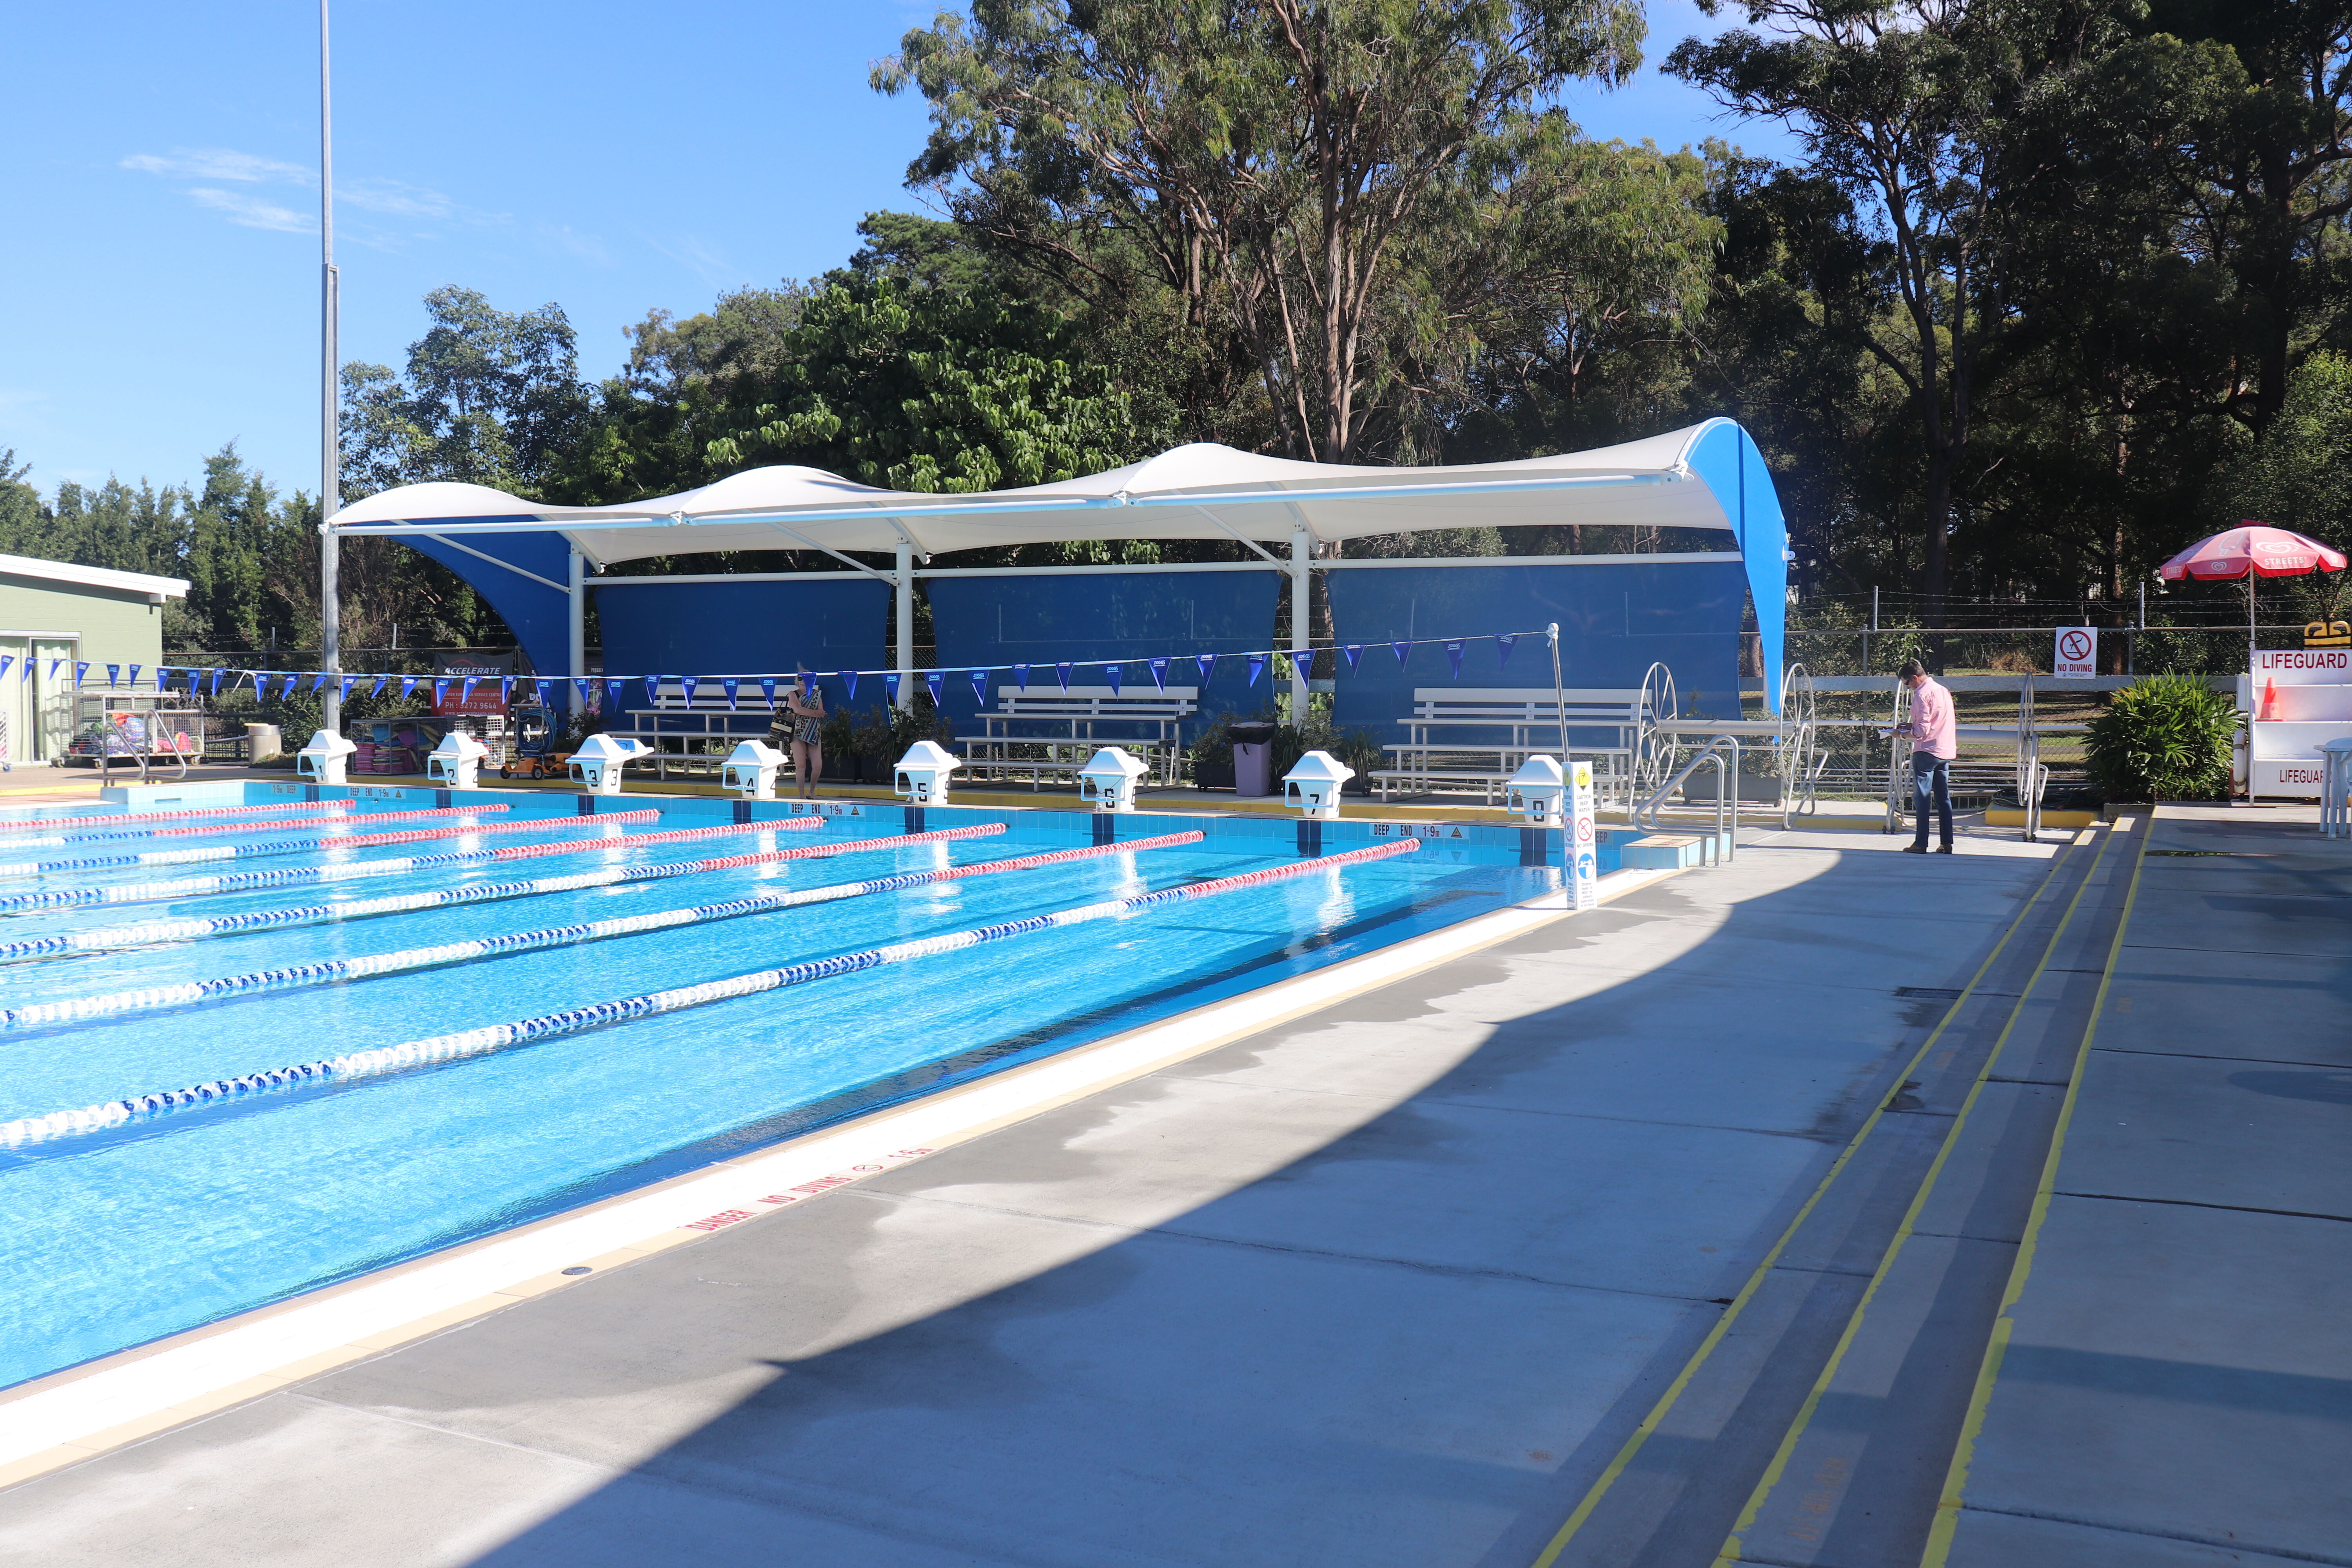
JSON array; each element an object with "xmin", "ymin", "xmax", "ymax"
[{"xmin": 876, "ymin": 0, "xmax": 1647, "ymax": 466}]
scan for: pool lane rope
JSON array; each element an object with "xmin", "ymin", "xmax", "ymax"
[
  {"xmin": 0, "ymin": 801, "xmax": 512, "ymax": 851},
  {"xmin": 0, "ymin": 799, "xmax": 361, "ymax": 829},
  {"xmin": 0, "ymin": 837, "xmax": 1417, "ymax": 1147},
  {"xmin": 0, "ymin": 831, "xmax": 1206, "ymax": 1032},
  {"xmin": 0, "ymin": 806, "xmax": 662, "ymax": 881},
  {"xmin": 0, "ymin": 823, "xmax": 1007, "ymax": 960},
  {"xmin": 0, "ymin": 808, "xmax": 820, "ymax": 912}
]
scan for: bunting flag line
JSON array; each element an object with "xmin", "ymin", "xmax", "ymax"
[
  {"xmin": 721, "ymin": 678, "xmax": 740, "ymax": 711},
  {"xmin": 1445, "ymin": 639, "xmax": 1465, "ymax": 679},
  {"xmin": 1391, "ymin": 640, "xmax": 1413, "ymax": 667},
  {"xmin": 840, "ymin": 668, "xmax": 857, "ymax": 701},
  {"xmin": 1342, "ymin": 644, "xmax": 1363, "ymax": 673},
  {"xmin": 923, "ymin": 671, "xmax": 944, "ymax": 706},
  {"xmin": 1247, "ymin": 653, "xmax": 1267, "ymax": 688},
  {"xmin": 1195, "ymin": 653, "xmax": 1216, "ymax": 686},
  {"xmin": 968, "ymin": 668, "xmax": 989, "ymax": 704},
  {"xmin": 1012, "ymin": 662, "xmax": 1029, "ymax": 691},
  {"xmin": 1103, "ymin": 662, "xmax": 1123, "ymax": 695},
  {"xmin": 884, "ymin": 672, "xmax": 902, "ymax": 703},
  {"xmin": 1149, "ymin": 657, "xmax": 1168, "ymax": 692},
  {"xmin": 1055, "ymin": 662, "xmax": 1072, "ymax": 691}
]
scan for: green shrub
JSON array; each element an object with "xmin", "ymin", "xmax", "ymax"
[{"xmin": 2084, "ymin": 675, "xmax": 2239, "ymax": 801}]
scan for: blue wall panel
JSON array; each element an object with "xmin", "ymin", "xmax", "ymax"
[
  {"xmin": 926, "ymin": 570, "xmax": 1282, "ymax": 740},
  {"xmin": 401, "ymin": 530, "xmax": 573, "ymax": 681},
  {"xmin": 594, "ymin": 578, "xmax": 890, "ymax": 710},
  {"xmin": 1326, "ymin": 561, "xmax": 1748, "ymax": 745}
]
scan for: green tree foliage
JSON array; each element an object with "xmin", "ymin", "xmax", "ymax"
[
  {"xmin": 2085, "ymin": 673, "xmax": 2239, "ymax": 799},
  {"xmin": 2216, "ymin": 350, "xmax": 2352, "ymax": 552},
  {"xmin": 878, "ymin": 0, "xmax": 1646, "ymax": 462}
]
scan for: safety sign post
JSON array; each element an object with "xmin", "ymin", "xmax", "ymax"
[{"xmin": 1569, "ymin": 759, "xmax": 1598, "ymax": 910}]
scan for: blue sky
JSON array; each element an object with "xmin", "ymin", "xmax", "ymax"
[{"xmin": 0, "ymin": 1, "xmax": 1798, "ymax": 501}]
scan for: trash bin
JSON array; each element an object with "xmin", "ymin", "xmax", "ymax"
[{"xmin": 1230, "ymin": 721, "xmax": 1278, "ymax": 797}]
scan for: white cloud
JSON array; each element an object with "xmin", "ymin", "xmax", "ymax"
[
  {"xmin": 122, "ymin": 147, "xmax": 314, "ymax": 185},
  {"xmin": 541, "ymin": 223, "xmax": 613, "ymax": 265},
  {"xmin": 340, "ymin": 178, "xmax": 455, "ymax": 220},
  {"xmin": 189, "ymin": 188, "xmax": 316, "ymax": 234}
]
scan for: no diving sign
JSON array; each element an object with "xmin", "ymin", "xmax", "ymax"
[{"xmin": 2054, "ymin": 626, "xmax": 2098, "ymax": 678}]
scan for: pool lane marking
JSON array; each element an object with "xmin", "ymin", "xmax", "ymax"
[
  {"xmin": 0, "ymin": 805, "xmax": 671, "ymax": 880},
  {"xmin": 1525, "ymin": 837, "xmax": 2090, "ymax": 1568},
  {"xmin": 0, "ymin": 801, "xmax": 512, "ymax": 850},
  {"xmin": 0, "ymin": 823, "xmax": 1007, "ymax": 958},
  {"xmin": 0, "ymin": 858, "xmax": 1677, "ymax": 1485},
  {"xmin": 0, "ymin": 830, "xmax": 1207, "ymax": 1040},
  {"xmin": 0, "ymin": 837, "xmax": 1411, "ymax": 1147},
  {"xmin": 1919, "ymin": 816, "xmax": 2147, "ymax": 1568},
  {"xmin": 1713, "ymin": 822, "xmax": 2124, "ymax": 1563},
  {"xmin": 0, "ymin": 799, "xmax": 364, "ymax": 829}
]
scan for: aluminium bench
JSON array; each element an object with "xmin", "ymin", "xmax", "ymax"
[
  {"xmin": 1372, "ymin": 687, "xmax": 1653, "ymax": 804},
  {"xmin": 956, "ymin": 685, "xmax": 1198, "ymax": 789}
]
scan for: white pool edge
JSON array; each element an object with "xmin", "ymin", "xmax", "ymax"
[{"xmin": 0, "ymin": 863, "xmax": 1680, "ymax": 1486}]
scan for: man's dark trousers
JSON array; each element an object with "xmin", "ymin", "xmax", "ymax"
[{"xmin": 1911, "ymin": 753, "xmax": 1953, "ymax": 848}]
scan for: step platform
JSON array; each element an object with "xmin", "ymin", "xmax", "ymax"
[{"xmin": 1617, "ymin": 832, "xmax": 1731, "ymax": 869}]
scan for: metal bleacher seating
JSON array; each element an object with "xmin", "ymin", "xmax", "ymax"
[{"xmin": 956, "ymin": 684, "xmax": 1198, "ymax": 790}]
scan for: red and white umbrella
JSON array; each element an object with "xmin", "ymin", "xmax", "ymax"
[
  {"xmin": 2160, "ymin": 523, "xmax": 2347, "ymax": 581},
  {"xmin": 2159, "ymin": 522, "xmax": 2347, "ymax": 669}
]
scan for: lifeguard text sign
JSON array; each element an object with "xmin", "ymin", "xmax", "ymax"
[{"xmin": 2053, "ymin": 626, "xmax": 2098, "ymax": 678}]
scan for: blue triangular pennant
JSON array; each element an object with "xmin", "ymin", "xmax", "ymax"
[
  {"xmin": 1445, "ymin": 639, "xmax": 1465, "ymax": 679},
  {"xmin": 679, "ymin": 675, "xmax": 699, "ymax": 706},
  {"xmin": 74, "ymin": 662, "xmax": 89, "ymax": 688},
  {"xmin": 1195, "ymin": 653, "xmax": 1216, "ymax": 685},
  {"xmin": 1391, "ymin": 640, "xmax": 1413, "ymax": 667},
  {"xmin": 884, "ymin": 672, "xmax": 902, "ymax": 704},
  {"xmin": 283, "ymin": 673, "xmax": 303, "ymax": 699},
  {"xmin": 460, "ymin": 677, "xmax": 479, "ymax": 706},
  {"xmin": 499, "ymin": 677, "xmax": 514, "ymax": 706},
  {"xmin": 433, "ymin": 678, "xmax": 450, "ymax": 708},
  {"xmin": 1246, "ymin": 654, "xmax": 1267, "ymax": 688},
  {"xmin": 1054, "ymin": 662, "xmax": 1072, "ymax": 691},
  {"xmin": 573, "ymin": 677, "xmax": 592, "ymax": 708},
  {"xmin": 1149, "ymin": 657, "xmax": 1169, "ymax": 692},
  {"xmin": 969, "ymin": 668, "xmax": 990, "ymax": 704},
  {"xmin": 402, "ymin": 676, "xmax": 421, "ymax": 701},
  {"xmin": 106, "ymin": 664, "xmax": 121, "ymax": 686},
  {"xmin": 1497, "ymin": 633, "xmax": 1516, "ymax": 668},
  {"xmin": 341, "ymin": 676, "xmax": 356, "ymax": 701},
  {"xmin": 722, "ymin": 678, "xmax": 740, "ymax": 710},
  {"xmin": 799, "ymin": 670, "xmax": 816, "ymax": 698},
  {"xmin": 1342, "ymin": 644, "xmax": 1363, "ymax": 673},
  {"xmin": 127, "ymin": 663, "xmax": 143, "ymax": 688},
  {"xmin": 759, "ymin": 676, "xmax": 777, "ymax": 708},
  {"xmin": 370, "ymin": 675, "xmax": 388, "ymax": 698},
  {"xmin": 1103, "ymin": 663, "xmax": 1123, "ymax": 695},
  {"xmin": 309, "ymin": 672, "xmax": 327, "ymax": 694},
  {"xmin": 840, "ymin": 669, "xmax": 857, "ymax": 700},
  {"xmin": 923, "ymin": 671, "xmax": 943, "ymax": 706},
  {"xmin": 0, "ymin": 656, "xmax": 13, "ymax": 683},
  {"xmin": 1012, "ymin": 662, "xmax": 1030, "ymax": 691}
]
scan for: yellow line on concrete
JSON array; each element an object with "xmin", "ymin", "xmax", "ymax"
[
  {"xmin": 1918, "ymin": 816, "xmax": 2146, "ymax": 1568},
  {"xmin": 1713, "ymin": 824, "xmax": 2122, "ymax": 1563},
  {"xmin": 1526, "ymin": 836, "xmax": 2088, "ymax": 1568}
]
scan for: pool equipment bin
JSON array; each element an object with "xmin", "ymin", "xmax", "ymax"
[
  {"xmin": 1283, "ymin": 750, "xmax": 1355, "ymax": 820},
  {"xmin": 568, "ymin": 733, "xmax": 649, "ymax": 795},
  {"xmin": 1505, "ymin": 754, "xmax": 1567, "ymax": 825},
  {"xmin": 425, "ymin": 730, "xmax": 490, "ymax": 789},
  {"xmin": 2321, "ymin": 736, "xmax": 2352, "ymax": 839},
  {"xmin": 895, "ymin": 740, "xmax": 961, "ymax": 805},
  {"xmin": 1230, "ymin": 720, "xmax": 1278, "ymax": 797},
  {"xmin": 245, "ymin": 722, "xmax": 283, "ymax": 764},
  {"xmin": 295, "ymin": 729, "xmax": 358, "ymax": 786},
  {"xmin": 722, "ymin": 739, "xmax": 788, "ymax": 800},
  {"xmin": 1078, "ymin": 746, "xmax": 1150, "ymax": 813}
]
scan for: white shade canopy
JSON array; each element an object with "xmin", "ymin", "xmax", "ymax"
[{"xmin": 328, "ymin": 420, "xmax": 1751, "ymax": 568}]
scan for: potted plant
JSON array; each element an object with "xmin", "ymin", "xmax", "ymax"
[
  {"xmin": 1190, "ymin": 714, "xmax": 1238, "ymax": 789},
  {"xmin": 2084, "ymin": 674, "xmax": 2237, "ymax": 802}
]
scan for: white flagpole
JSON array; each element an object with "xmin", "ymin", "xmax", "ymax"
[{"xmin": 318, "ymin": 0, "xmax": 343, "ymax": 740}]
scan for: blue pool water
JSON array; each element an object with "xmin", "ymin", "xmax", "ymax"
[{"xmin": 0, "ymin": 784, "xmax": 1585, "ymax": 1389}]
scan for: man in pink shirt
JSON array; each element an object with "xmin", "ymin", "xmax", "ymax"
[{"xmin": 1897, "ymin": 659, "xmax": 1957, "ymax": 853}]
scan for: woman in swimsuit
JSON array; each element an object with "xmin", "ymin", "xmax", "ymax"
[{"xmin": 782, "ymin": 680, "xmax": 825, "ymax": 798}]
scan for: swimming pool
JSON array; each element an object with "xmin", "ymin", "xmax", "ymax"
[{"xmin": 0, "ymin": 783, "xmax": 1598, "ymax": 1389}]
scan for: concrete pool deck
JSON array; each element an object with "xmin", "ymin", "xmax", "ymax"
[{"xmin": 0, "ymin": 808, "xmax": 2342, "ymax": 1566}]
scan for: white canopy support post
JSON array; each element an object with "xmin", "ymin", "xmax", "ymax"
[
  {"xmin": 1290, "ymin": 526, "xmax": 1312, "ymax": 719},
  {"xmin": 317, "ymin": 0, "xmax": 341, "ymax": 740},
  {"xmin": 895, "ymin": 543, "xmax": 914, "ymax": 711},
  {"xmin": 566, "ymin": 544, "xmax": 586, "ymax": 721}
]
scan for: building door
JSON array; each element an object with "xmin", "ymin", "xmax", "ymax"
[{"xmin": 31, "ymin": 640, "xmax": 77, "ymax": 761}]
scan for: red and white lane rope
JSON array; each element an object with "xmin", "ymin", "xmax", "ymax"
[
  {"xmin": 0, "ymin": 808, "xmax": 673, "ymax": 882},
  {"xmin": 0, "ymin": 801, "xmax": 511, "ymax": 851},
  {"xmin": 0, "ymin": 837, "xmax": 1412, "ymax": 1145},
  {"xmin": 0, "ymin": 824, "xmax": 1006, "ymax": 956},
  {"xmin": 0, "ymin": 800, "xmax": 356, "ymax": 829},
  {"xmin": 0, "ymin": 832, "xmax": 1206, "ymax": 1032}
]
